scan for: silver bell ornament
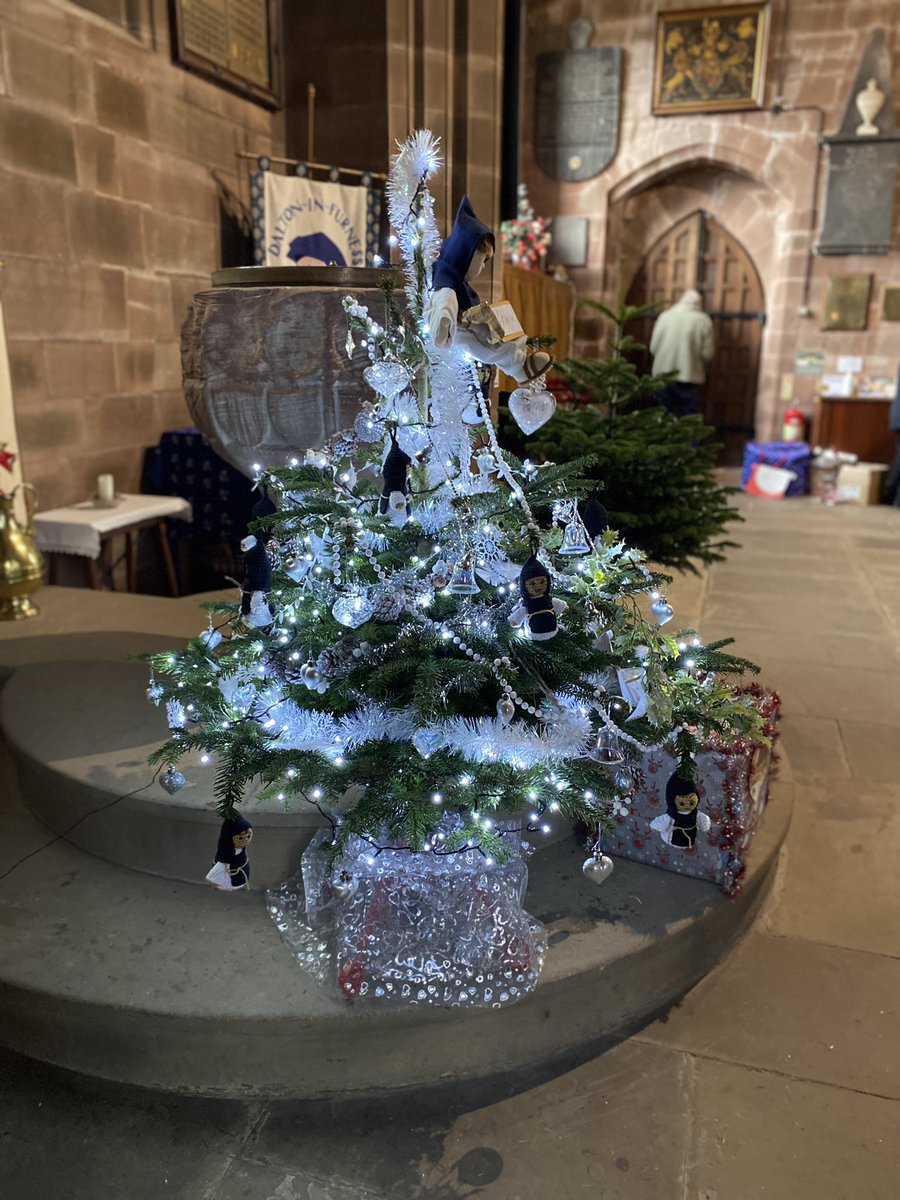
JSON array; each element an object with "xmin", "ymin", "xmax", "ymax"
[
  {"xmin": 332, "ymin": 591, "xmax": 375, "ymax": 628},
  {"xmin": 558, "ymin": 519, "xmax": 592, "ymax": 556},
  {"xmin": 497, "ymin": 695, "xmax": 515, "ymax": 725},
  {"xmin": 650, "ymin": 595, "xmax": 675, "ymax": 625},
  {"xmin": 582, "ymin": 852, "xmax": 615, "ymax": 886},
  {"xmin": 146, "ymin": 677, "xmax": 163, "ymax": 705},
  {"xmin": 447, "ymin": 557, "xmax": 479, "ymax": 595},
  {"xmin": 331, "ymin": 870, "xmax": 358, "ymax": 901},
  {"xmin": 589, "ymin": 727, "xmax": 625, "ymax": 765},
  {"xmin": 159, "ymin": 766, "xmax": 186, "ymax": 794}
]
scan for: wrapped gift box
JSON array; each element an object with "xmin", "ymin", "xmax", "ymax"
[
  {"xmin": 600, "ymin": 686, "xmax": 781, "ymax": 895},
  {"xmin": 742, "ymin": 441, "xmax": 810, "ymax": 497},
  {"xmin": 268, "ymin": 822, "xmax": 544, "ymax": 1007}
]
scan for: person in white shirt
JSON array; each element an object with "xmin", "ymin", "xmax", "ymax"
[{"xmin": 649, "ymin": 289, "xmax": 715, "ymax": 417}]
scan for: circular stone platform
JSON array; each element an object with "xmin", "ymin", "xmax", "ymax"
[
  {"xmin": 0, "ymin": 655, "xmax": 792, "ymax": 1100},
  {"xmin": 1, "ymin": 660, "xmax": 327, "ymax": 889}
]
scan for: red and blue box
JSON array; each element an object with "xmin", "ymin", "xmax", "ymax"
[{"xmin": 742, "ymin": 441, "xmax": 810, "ymax": 497}]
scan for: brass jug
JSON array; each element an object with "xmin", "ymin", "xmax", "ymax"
[{"xmin": 0, "ymin": 483, "xmax": 44, "ymax": 620}]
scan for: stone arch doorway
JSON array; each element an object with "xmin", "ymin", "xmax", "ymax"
[{"xmin": 626, "ymin": 210, "xmax": 765, "ymax": 464}]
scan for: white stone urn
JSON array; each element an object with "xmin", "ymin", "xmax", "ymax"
[{"xmin": 855, "ymin": 78, "xmax": 885, "ymax": 136}]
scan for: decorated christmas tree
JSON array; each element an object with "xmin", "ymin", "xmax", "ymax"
[
  {"xmin": 143, "ymin": 133, "xmax": 762, "ymax": 1006},
  {"xmin": 500, "ymin": 183, "xmax": 552, "ymax": 270}
]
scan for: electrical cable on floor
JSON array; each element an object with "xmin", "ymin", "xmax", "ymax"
[{"xmin": 0, "ymin": 767, "xmax": 162, "ymax": 884}]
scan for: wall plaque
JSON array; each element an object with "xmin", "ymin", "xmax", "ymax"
[
  {"xmin": 818, "ymin": 28, "xmax": 898, "ymax": 255},
  {"xmin": 882, "ymin": 288, "xmax": 900, "ymax": 322},
  {"xmin": 821, "ymin": 274, "xmax": 872, "ymax": 331},
  {"xmin": 170, "ymin": 0, "xmax": 281, "ymax": 109},
  {"xmin": 536, "ymin": 22, "xmax": 621, "ymax": 182},
  {"xmin": 818, "ymin": 142, "xmax": 899, "ymax": 255}
]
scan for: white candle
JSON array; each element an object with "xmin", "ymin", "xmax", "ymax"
[{"xmin": 97, "ymin": 474, "xmax": 115, "ymax": 502}]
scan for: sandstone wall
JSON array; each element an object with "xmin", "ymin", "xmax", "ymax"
[
  {"xmin": 0, "ymin": 0, "xmax": 283, "ymax": 507},
  {"xmin": 386, "ymin": 0, "xmax": 506, "ymax": 246},
  {"xmin": 522, "ymin": 0, "xmax": 900, "ymax": 441}
]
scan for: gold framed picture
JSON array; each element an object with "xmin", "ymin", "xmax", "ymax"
[
  {"xmin": 653, "ymin": 4, "xmax": 770, "ymax": 116},
  {"xmin": 822, "ymin": 275, "xmax": 872, "ymax": 332},
  {"xmin": 883, "ymin": 287, "xmax": 900, "ymax": 322}
]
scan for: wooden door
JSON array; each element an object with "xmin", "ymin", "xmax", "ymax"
[{"xmin": 626, "ymin": 211, "xmax": 765, "ymax": 464}]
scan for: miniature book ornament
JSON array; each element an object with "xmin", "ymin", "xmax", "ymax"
[
  {"xmin": 508, "ymin": 555, "xmax": 568, "ymax": 641},
  {"xmin": 426, "ymin": 196, "xmax": 551, "ymax": 384},
  {"xmin": 650, "ymin": 772, "xmax": 711, "ymax": 850},
  {"xmin": 206, "ymin": 814, "xmax": 253, "ymax": 889}
]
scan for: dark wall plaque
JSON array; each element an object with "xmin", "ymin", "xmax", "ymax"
[
  {"xmin": 536, "ymin": 44, "xmax": 621, "ymax": 182},
  {"xmin": 818, "ymin": 141, "xmax": 899, "ymax": 256},
  {"xmin": 170, "ymin": 0, "xmax": 281, "ymax": 109},
  {"xmin": 817, "ymin": 28, "xmax": 898, "ymax": 256}
]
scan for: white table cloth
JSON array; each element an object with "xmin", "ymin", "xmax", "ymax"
[{"xmin": 34, "ymin": 494, "xmax": 192, "ymax": 559}]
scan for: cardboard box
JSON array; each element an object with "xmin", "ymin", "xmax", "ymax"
[{"xmin": 836, "ymin": 461, "xmax": 887, "ymax": 505}]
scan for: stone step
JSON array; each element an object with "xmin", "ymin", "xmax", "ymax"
[
  {"xmin": 2, "ymin": 659, "xmax": 326, "ymax": 889},
  {"xmin": 0, "ymin": 725, "xmax": 792, "ymax": 1099}
]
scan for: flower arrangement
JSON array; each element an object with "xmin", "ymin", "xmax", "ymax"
[{"xmin": 500, "ymin": 184, "xmax": 552, "ymax": 271}]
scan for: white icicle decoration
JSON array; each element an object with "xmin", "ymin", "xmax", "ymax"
[{"xmin": 386, "ymin": 131, "xmax": 442, "ymax": 313}]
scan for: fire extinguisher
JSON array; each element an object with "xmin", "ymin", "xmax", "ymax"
[{"xmin": 782, "ymin": 408, "xmax": 806, "ymax": 442}]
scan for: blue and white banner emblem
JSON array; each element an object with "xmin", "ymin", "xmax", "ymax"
[{"xmin": 264, "ymin": 173, "xmax": 367, "ymax": 268}]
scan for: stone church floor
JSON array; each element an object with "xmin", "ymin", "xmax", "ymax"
[{"xmin": 3, "ymin": 489, "xmax": 900, "ymax": 1199}]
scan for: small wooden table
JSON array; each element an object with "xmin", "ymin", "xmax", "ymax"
[{"xmin": 34, "ymin": 494, "xmax": 192, "ymax": 596}]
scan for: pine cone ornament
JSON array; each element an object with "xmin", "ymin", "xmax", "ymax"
[
  {"xmin": 326, "ymin": 429, "xmax": 360, "ymax": 460},
  {"xmin": 283, "ymin": 658, "xmax": 307, "ymax": 686},
  {"xmin": 370, "ymin": 587, "xmax": 406, "ymax": 622},
  {"xmin": 354, "ymin": 409, "xmax": 385, "ymax": 443},
  {"xmin": 315, "ymin": 636, "xmax": 358, "ymax": 677}
]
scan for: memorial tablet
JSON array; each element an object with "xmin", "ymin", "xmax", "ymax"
[
  {"xmin": 536, "ymin": 25, "xmax": 621, "ymax": 183},
  {"xmin": 171, "ymin": 0, "xmax": 281, "ymax": 109},
  {"xmin": 817, "ymin": 29, "xmax": 898, "ymax": 256}
]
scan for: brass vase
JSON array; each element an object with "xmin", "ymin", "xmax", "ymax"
[{"xmin": 0, "ymin": 483, "xmax": 44, "ymax": 620}]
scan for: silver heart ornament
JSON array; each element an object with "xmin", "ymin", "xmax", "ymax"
[
  {"xmin": 508, "ymin": 384, "xmax": 557, "ymax": 435},
  {"xmin": 159, "ymin": 767, "xmax": 186, "ymax": 795},
  {"xmin": 582, "ymin": 853, "xmax": 615, "ymax": 885},
  {"xmin": 412, "ymin": 728, "xmax": 442, "ymax": 758}
]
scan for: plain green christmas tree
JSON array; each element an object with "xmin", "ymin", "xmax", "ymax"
[{"xmin": 501, "ymin": 300, "xmax": 741, "ymax": 574}]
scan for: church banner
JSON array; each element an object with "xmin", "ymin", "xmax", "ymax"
[{"xmin": 263, "ymin": 173, "xmax": 367, "ymax": 268}]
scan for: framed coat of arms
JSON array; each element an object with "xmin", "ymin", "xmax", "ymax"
[{"xmin": 652, "ymin": 3, "xmax": 770, "ymax": 116}]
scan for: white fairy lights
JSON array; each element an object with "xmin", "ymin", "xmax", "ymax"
[{"xmin": 143, "ymin": 127, "xmax": 755, "ymax": 888}]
